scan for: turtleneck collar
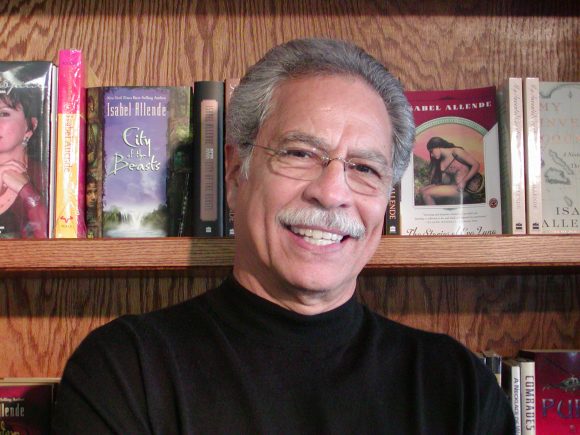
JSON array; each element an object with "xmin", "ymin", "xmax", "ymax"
[{"xmin": 206, "ymin": 276, "xmax": 364, "ymax": 349}]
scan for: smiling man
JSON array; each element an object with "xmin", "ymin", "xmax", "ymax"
[{"xmin": 52, "ymin": 39, "xmax": 514, "ymax": 434}]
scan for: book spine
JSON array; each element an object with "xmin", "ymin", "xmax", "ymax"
[
  {"xmin": 48, "ymin": 64, "xmax": 59, "ymax": 238},
  {"xmin": 523, "ymin": 78, "xmax": 542, "ymax": 234},
  {"xmin": 224, "ymin": 78, "xmax": 240, "ymax": 237},
  {"xmin": 502, "ymin": 360, "xmax": 522, "ymax": 435},
  {"xmin": 192, "ymin": 81, "xmax": 224, "ymax": 236},
  {"xmin": 166, "ymin": 87, "xmax": 194, "ymax": 236},
  {"xmin": 85, "ymin": 88, "xmax": 104, "ymax": 238},
  {"xmin": 385, "ymin": 183, "xmax": 400, "ymax": 235},
  {"xmin": 54, "ymin": 49, "xmax": 87, "ymax": 238},
  {"xmin": 519, "ymin": 359, "xmax": 536, "ymax": 435},
  {"xmin": 497, "ymin": 78, "xmax": 526, "ymax": 234}
]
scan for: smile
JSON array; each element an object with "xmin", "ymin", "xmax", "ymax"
[{"xmin": 290, "ymin": 226, "xmax": 344, "ymax": 246}]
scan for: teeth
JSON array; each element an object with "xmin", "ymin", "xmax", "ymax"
[{"xmin": 290, "ymin": 226, "xmax": 344, "ymax": 245}]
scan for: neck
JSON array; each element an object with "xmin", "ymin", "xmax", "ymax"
[{"xmin": 232, "ymin": 266, "xmax": 356, "ymax": 316}]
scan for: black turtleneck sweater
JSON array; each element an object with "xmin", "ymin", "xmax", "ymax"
[{"xmin": 52, "ymin": 277, "xmax": 514, "ymax": 434}]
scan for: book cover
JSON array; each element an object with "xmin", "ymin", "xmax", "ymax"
[
  {"xmin": 519, "ymin": 349, "xmax": 579, "ymax": 435},
  {"xmin": 497, "ymin": 78, "xmax": 526, "ymax": 234},
  {"xmin": 54, "ymin": 49, "xmax": 87, "ymax": 238},
  {"xmin": 523, "ymin": 78, "xmax": 543, "ymax": 234},
  {"xmin": 400, "ymin": 86, "xmax": 502, "ymax": 235},
  {"xmin": 224, "ymin": 77, "xmax": 239, "ymax": 237},
  {"xmin": 193, "ymin": 81, "xmax": 224, "ymax": 237},
  {"xmin": 0, "ymin": 379, "xmax": 58, "ymax": 434},
  {"xmin": 0, "ymin": 61, "xmax": 56, "ymax": 239},
  {"xmin": 517, "ymin": 357, "xmax": 537, "ymax": 435},
  {"xmin": 539, "ymin": 82, "xmax": 580, "ymax": 234},
  {"xmin": 87, "ymin": 86, "xmax": 194, "ymax": 237},
  {"xmin": 385, "ymin": 183, "xmax": 400, "ymax": 235},
  {"xmin": 502, "ymin": 358, "xmax": 522, "ymax": 435}
]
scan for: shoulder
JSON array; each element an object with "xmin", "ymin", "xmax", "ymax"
[{"xmin": 362, "ymin": 309, "xmax": 514, "ymax": 433}]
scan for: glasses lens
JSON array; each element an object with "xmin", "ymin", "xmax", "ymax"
[
  {"xmin": 345, "ymin": 160, "xmax": 391, "ymax": 195},
  {"xmin": 264, "ymin": 144, "xmax": 391, "ymax": 196},
  {"xmin": 272, "ymin": 145, "xmax": 322, "ymax": 178}
]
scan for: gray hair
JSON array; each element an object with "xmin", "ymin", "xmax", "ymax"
[{"xmin": 226, "ymin": 37, "xmax": 415, "ymax": 185}]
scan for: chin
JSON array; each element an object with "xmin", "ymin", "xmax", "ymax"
[{"xmin": 283, "ymin": 270, "xmax": 355, "ymax": 295}]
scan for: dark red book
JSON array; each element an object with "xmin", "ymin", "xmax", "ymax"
[
  {"xmin": 518, "ymin": 349, "xmax": 580, "ymax": 434},
  {"xmin": 0, "ymin": 379, "xmax": 59, "ymax": 434}
]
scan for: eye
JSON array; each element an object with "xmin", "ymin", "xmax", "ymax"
[
  {"xmin": 282, "ymin": 147, "xmax": 317, "ymax": 160},
  {"xmin": 350, "ymin": 161, "xmax": 383, "ymax": 179}
]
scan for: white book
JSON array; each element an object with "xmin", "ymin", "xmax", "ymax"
[
  {"xmin": 523, "ymin": 78, "xmax": 542, "ymax": 233},
  {"xmin": 502, "ymin": 358, "xmax": 522, "ymax": 435},
  {"xmin": 497, "ymin": 78, "xmax": 526, "ymax": 234},
  {"xmin": 539, "ymin": 82, "xmax": 580, "ymax": 233},
  {"xmin": 517, "ymin": 357, "xmax": 536, "ymax": 435}
]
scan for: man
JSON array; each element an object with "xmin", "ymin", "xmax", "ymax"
[{"xmin": 52, "ymin": 38, "xmax": 514, "ymax": 434}]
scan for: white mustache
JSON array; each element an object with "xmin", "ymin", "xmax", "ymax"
[{"xmin": 277, "ymin": 207, "xmax": 366, "ymax": 239}]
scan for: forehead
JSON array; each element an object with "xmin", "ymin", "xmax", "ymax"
[{"xmin": 260, "ymin": 75, "xmax": 393, "ymax": 156}]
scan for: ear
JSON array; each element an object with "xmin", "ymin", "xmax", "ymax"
[
  {"xmin": 30, "ymin": 117, "xmax": 38, "ymax": 133},
  {"xmin": 225, "ymin": 143, "xmax": 242, "ymax": 211}
]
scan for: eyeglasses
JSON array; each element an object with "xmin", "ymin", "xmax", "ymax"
[{"xmin": 247, "ymin": 142, "xmax": 392, "ymax": 196}]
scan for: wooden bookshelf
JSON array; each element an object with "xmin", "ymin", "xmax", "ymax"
[
  {"xmin": 1, "ymin": 0, "xmax": 578, "ymax": 377},
  {"xmin": 1, "ymin": 235, "xmax": 579, "ymax": 272}
]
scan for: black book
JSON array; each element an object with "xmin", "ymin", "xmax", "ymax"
[{"xmin": 192, "ymin": 81, "xmax": 224, "ymax": 236}]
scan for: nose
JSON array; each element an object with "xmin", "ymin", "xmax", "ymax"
[{"xmin": 302, "ymin": 159, "xmax": 353, "ymax": 209}]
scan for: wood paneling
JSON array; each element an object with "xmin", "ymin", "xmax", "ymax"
[{"xmin": 0, "ymin": 0, "xmax": 578, "ymax": 377}]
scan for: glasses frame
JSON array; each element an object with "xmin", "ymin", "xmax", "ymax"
[{"xmin": 245, "ymin": 142, "xmax": 392, "ymax": 196}]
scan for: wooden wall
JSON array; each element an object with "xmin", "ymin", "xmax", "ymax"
[{"xmin": 0, "ymin": 0, "xmax": 578, "ymax": 376}]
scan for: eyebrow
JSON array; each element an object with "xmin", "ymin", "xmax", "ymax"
[{"xmin": 278, "ymin": 131, "xmax": 391, "ymax": 167}]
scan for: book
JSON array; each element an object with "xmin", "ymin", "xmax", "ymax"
[
  {"xmin": 192, "ymin": 81, "xmax": 224, "ymax": 236},
  {"xmin": 496, "ymin": 78, "xmax": 526, "ymax": 234},
  {"xmin": 0, "ymin": 378, "xmax": 59, "ymax": 434},
  {"xmin": 482, "ymin": 349, "xmax": 502, "ymax": 385},
  {"xmin": 0, "ymin": 61, "xmax": 57, "ymax": 239},
  {"xmin": 385, "ymin": 183, "xmax": 400, "ymax": 235},
  {"xmin": 502, "ymin": 358, "xmax": 522, "ymax": 435},
  {"xmin": 517, "ymin": 357, "xmax": 537, "ymax": 435},
  {"xmin": 224, "ymin": 77, "xmax": 239, "ymax": 237},
  {"xmin": 86, "ymin": 86, "xmax": 194, "ymax": 237},
  {"xmin": 54, "ymin": 49, "xmax": 87, "ymax": 238},
  {"xmin": 518, "ymin": 349, "xmax": 579, "ymax": 435},
  {"xmin": 400, "ymin": 86, "xmax": 502, "ymax": 235},
  {"xmin": 523, "ymin": 78, "xmax": 543, "ymax": 234},
  {"xmin": 539, "ymin": 82, "xmax": 580, "ymax": 234}
]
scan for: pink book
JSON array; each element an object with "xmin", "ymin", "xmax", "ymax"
[{"xmin": 54, "ymin": 49, "xmax": 87, "ymax": 237}]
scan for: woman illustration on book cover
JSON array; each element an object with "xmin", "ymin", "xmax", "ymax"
[
  {"xmin": 0, "ymin": 88, "xmax": 48, "ymax": 238},
  {"xmin": 418, "ymin": 136, "xmax": 485, "ymax": 206}
]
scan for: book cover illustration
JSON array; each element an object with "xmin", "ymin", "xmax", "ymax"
[
  {"xmin": 88, "ymin": 86, "xmax": 193, "ymax": 237},
  {"xmin": 54, "ymin": 49, "xmax": 87, "ymax": 238},
  {"xmin": 0, "ymin": 61, "xmax": 56, "ymax": 239},
  {"xmin": 539, "ymin": 82, "xmax": 580, "ymax": 234},
  {"xmin": 0, "ymin": 380, "xmax": 58, "ymax": 434},
  {"xmin": 193, "ymin": 81, "xmax": 224, "ymax": 237},
  {"xmin": 519, "ymin": 350, "xmax": 579, "ymax": 435},
  {"xmin": 400, "ymin": 86, "xmax": 502, "ymax": 236},
  {"xmin": 497, "ymin": 78, "xmax": 526, "ymax": 234}
]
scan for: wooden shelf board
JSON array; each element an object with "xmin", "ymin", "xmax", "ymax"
[{"xmin": 1, "ymin": 235, "xmax": 578, "ymax": 272}]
